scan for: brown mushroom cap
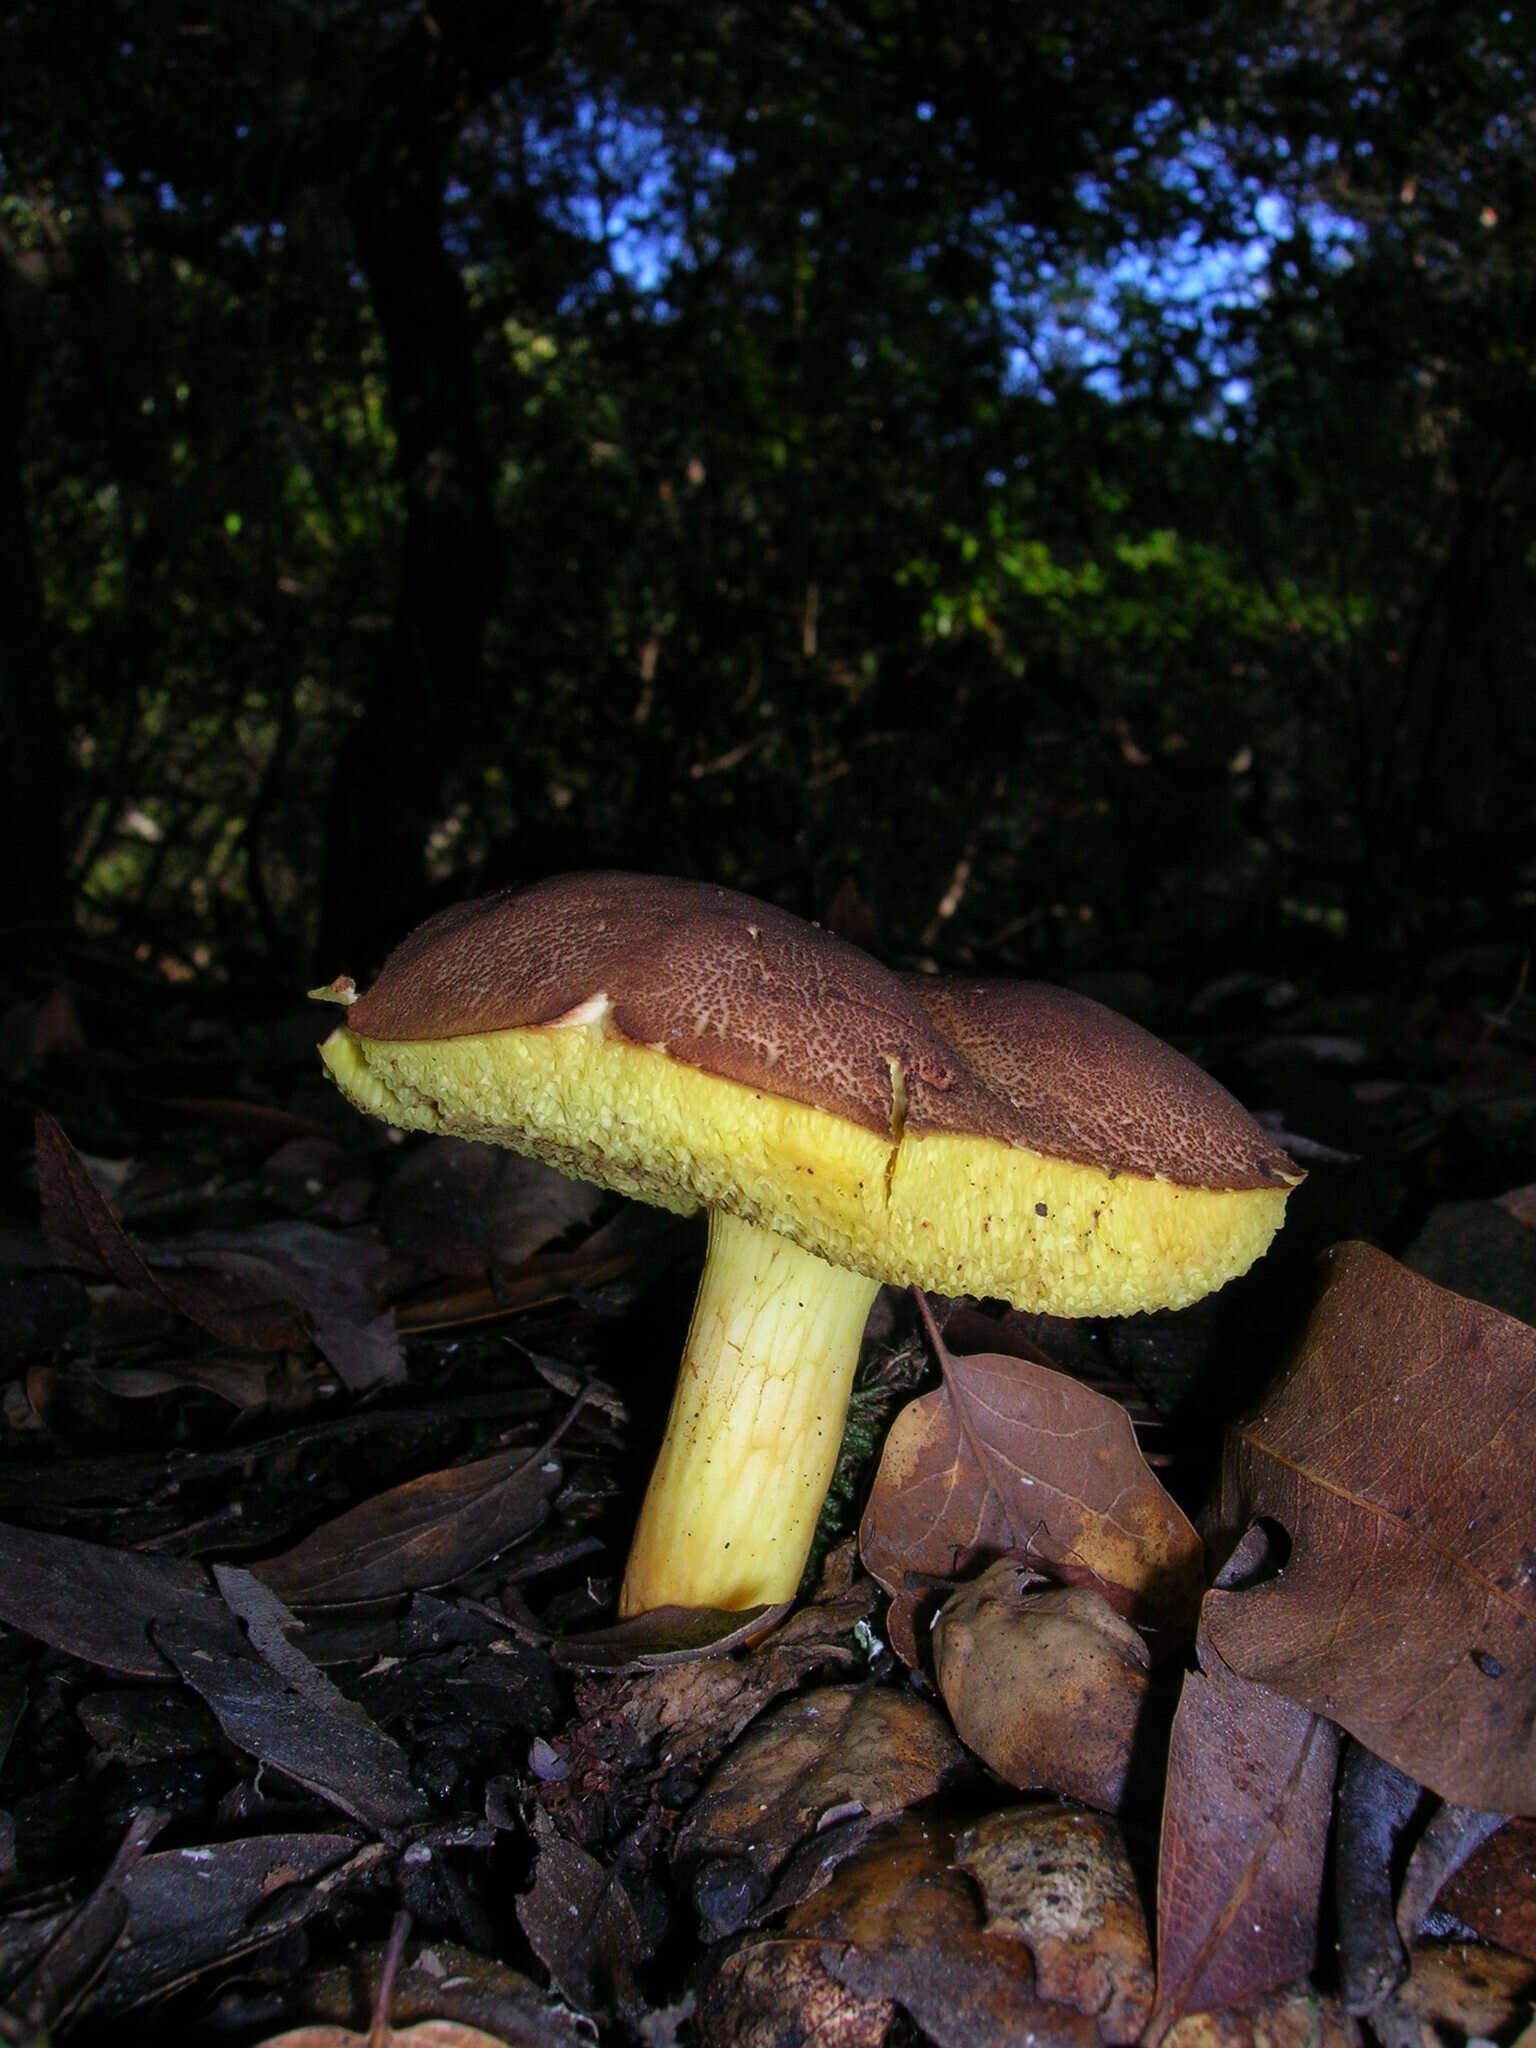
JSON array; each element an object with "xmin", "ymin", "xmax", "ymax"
[
  {"xmin": 902, "ymin": 977, "xmax": 1292, "ymax": 1188},
  {"xmin": 320, "ymin": 871, "xmax": 1299, "ymax": 1315}
]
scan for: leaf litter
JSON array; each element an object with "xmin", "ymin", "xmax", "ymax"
[
  {"xmin": 860, "ymin": 1289, "xmax": 1204, "ymax": 1666},
  {"xmin": 934, "ymin": 1562, "xmax": 1154, "ymax": 1812},
  {"xmin": 5, "ymin": 1084, "xmax": 1536, "ymax": 2040},
  {"xmin": 1149, "ymin": 1620, "xmax": 1340, "ymax": 2037},
  {"xmin": 251, "ymin": 1391, "xmax": 588, "ymax": 1607},
  {"xmin": 1205, "ymin": 1239, "xmax": 1536, "ymax": 1811}
]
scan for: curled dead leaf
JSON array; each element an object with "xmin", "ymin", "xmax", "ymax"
[
  {"xmin": 696, "ymin": 1941, "xmax": 894, "ymax": 2048},
  {"xmin": 934, "ymin": 1562, "xmax": 1150, "ymax": 1811},
  {"xmin": 954, "ymin": 1806, "xmax": 1154, "ymax": 2042},
  {"xmin": 783, "ymin": 1811, "xmax": 1100, "ymax": 2048},
  {"xmin": 860, "ymin": 1296, "xmax": 1201, "ymax": 1667},
  {"xmin": 673, "ymin": 1684, "xmax": 965, "ymax": 1934}
]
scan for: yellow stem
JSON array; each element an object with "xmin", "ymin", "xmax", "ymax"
[{"xmin": 618, "ymin": 1210, "xmax": 880, "ymax": 1614}]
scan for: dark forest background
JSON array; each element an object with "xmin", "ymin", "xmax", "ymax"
[{"xmin": 3, "ymin": 0, "xmax": 1533, "ymax": 1004}]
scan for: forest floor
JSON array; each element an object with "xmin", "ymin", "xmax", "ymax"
[{"xmin": 1, "ymin": 940, "xmax": 1534, "ymax": 2045}]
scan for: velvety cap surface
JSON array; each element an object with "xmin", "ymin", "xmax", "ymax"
[
  {"xmin": 343, "ymin": 872, "xmax": 1292, "ymax": 1193},
  {"xmin": 904, "ymin": 977, "xmax": 1295, "ymax": 1189}
]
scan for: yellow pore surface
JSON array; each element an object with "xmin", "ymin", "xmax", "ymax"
[{"xmin": 320, "ymin": 1018, "xmax": 1289, "ymax": 1315}]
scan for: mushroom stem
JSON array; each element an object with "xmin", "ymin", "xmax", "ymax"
[{"xmin": 619, "ymin": 1210, "xmax": 880, "ymax": 1615}]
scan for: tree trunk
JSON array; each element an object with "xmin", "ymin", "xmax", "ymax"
[
  {"xmin": 317, "ymin": 114, "xmax": 501, "ymax": 975},
  {"xmin": 0, "ymin": 273, "xmax": 72, "ymax": 955}
]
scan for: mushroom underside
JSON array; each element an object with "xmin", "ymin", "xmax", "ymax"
[{"xmin": 320, "ymin": 1020, "xmax": 1289, "ymax": 1319}]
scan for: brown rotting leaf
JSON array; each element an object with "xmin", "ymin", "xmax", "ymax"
[
  {"xmin": 673, "ymin": 1683, "xmax": 965, "ymax": 1924},
  {"xmin": 1441, "ymin": 1816, "xmax": 1536, "ymax": 1961},
  {"xmin": 786, "ymin": 1811, "xmax": 1100, "ymax": 2048},
  {"xmin": 934, "ymin": 1562, "xmax": 1151, "ymax": 1810},
  {"xmin": 860, "ymin": 1291, "xmax": 1202, "ymax": 1665},
  {"xmin": 1149, "ymin": 1625, "xmax": 1339, "ymax": 2038},
  {"xmin": 252, "ymin": 1395, "xmax": 586, "ymax": 1606},
  {"xmin": 1205, "ymin": 1241, "xmax": 1536, "ymax": 1812},
  {"xmin": 954, "ymin": 1806, "xmax": 1155, "ymax": 2042}
]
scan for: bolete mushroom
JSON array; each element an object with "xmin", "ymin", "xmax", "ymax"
[{"xmin": 315, "ymin": 873, "xmax": 1298, "ymax": 1616}]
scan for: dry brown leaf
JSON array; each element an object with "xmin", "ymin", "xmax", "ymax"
[
  {"xmin": 2, "ymin": 1808, "xmax": 163, "ymax": 2040},
  {"xmin": 1150, "ymin": 1626, "xmax": 1339, "ymax": 2038},
  {"xmin": 35, "ymin": 1111, "xmax": 304, "ymax": 1350},
  {"xmin": 550, "ymin": 1600, "xmax": 791, "ymax": 1668},
  {"xmin": 34, "ymin": 1114, "xmax": 403, "ymax": 1389},
  {"xmin": 161, "ymin": 1095, "xmax": 336, "ymax": 1150},
  {"xmin": 155, "ymin": 1578, "xmax": 428, "ymax": 1830},
  {"xmin": 79, "ymin": 1835, "xmax": 383, "ymax": 2019},
  {"xmin": 0, "ymin": 1521, "xmax": 216, "ymax": 1677},
  {"xmin": 1394, "ymin": 1939, "xmax": 1536, "ymax": 2040},
  {"xmin": 380, "ymin": 1137, "xmax": 606, "ymax": 1275},
  {"xmin": 83, "ymin": 1355, "xmax": 281, "ymax": 1411},
  {"xmin": 515, "ymin": 1808, "xmax": 644, "ymax": 2016},
  {"xmin": 170, "ymin": 1220, "xmax": 404, "ymax": 1392},
  {"xmin": 673, "ymin": 1683, "xmax": 965, "ymax": 1909},
  {"xmin": 567, "ymin": 1543, "xmax": 874, "ymax": 1769},
  {"xmin": 1441, "ymin": 1816, "xmax": 1536, "ymax": 1960},
  {"xmin": 1158, "ymin": 1982, "xmax": 1360, "ymax": 2048},
  {"xmin": 252, "ymin": 1404, "xmax": 580, "ymax": 1606},
  {"xmin": 934, "ymin": 1562, "xmax": 1150, "ymax": 1810},
  {"xmin": 268, "ymin": 1941, "xmax": 585, "ymax": 2047},
  {"xmin": 393, "ymin": 1206, "xmax": 689, "ymax": 1334},
  {"xmin": 860, "ymin": 1294, "xmax": 1202, "ymax": 1666},
  {"xmin": 785, "ymin": 1812, "xmax": 1100, "ymax": 2048},
  {"xmin": 954, "ymin": 1806, "xmax": 1154, "ymax": 2042},
  {"xmin": 696, "ymin": 1940, "xmax": 894, "ymax": 2048},
  {"xmin": 1204, "ymin": 1241, "xmax": 1536, "ymax": 1812}
]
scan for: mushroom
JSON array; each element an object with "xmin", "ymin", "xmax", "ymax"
[{"xmin": 315, "ymin": 872, "xmax": 1299, "ymax": 1616}]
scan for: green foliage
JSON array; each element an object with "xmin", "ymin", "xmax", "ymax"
[{"xmin": 2, "ymin": 0, "xmax": 1532, "ymax": 978}]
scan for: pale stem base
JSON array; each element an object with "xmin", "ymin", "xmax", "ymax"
[{"xmin": 618, "ymin": 1210, "xmax": 881, "ymax": 1615}]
